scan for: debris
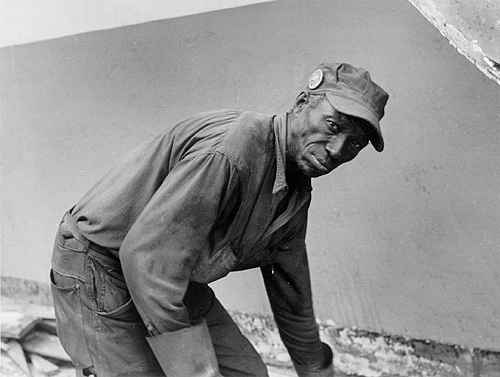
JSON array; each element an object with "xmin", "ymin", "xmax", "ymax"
[
  {"xmin": 1, "ymin": 340, "xmax": 10, "ymax": 352},
  {"xmin": 28, "ymin": 364, "xmax": 75, "ymax": 377},
  {"xmin": 1, "ymin": 351, "xmax": 27, "ymax": 376},
  {"xmin": 29, "ymin": 354, "xmax": 60, "ymax": 376},
  {"xmin": 1, "ymin": 295, "xmax": 74, "ymax": 376},
  {"xmin": 22, "ymin": 332, "xmax": 71, "ymax": 363},
  {"xmin": 1, "ymin": 311, "xmax": 41, "ymax": 339},
  {"xmin": 4, "ymin": 340, "xmax": 32, "ymax": 376},
  {"xmin": 231, "ymin": 310, "xmax": 500, "ymax": 377},
  {"xmin": 35, "ymin": 319, "xmax": 57, "ymax": 336},
  {"xmin": 1, "ymin": 297, "xmax": 55, "ymax": 320},
  {"xmin": 28, "ymin": 363, "xmax": 45, "ymax": 377}
]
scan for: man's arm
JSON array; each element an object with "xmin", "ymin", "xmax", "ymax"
[
  {"xmin": 261, "ymin": 212, "xmax": 334, "ymax": 377},
  {"xmin": 120, "ymin": 151, "xmax": 238, "ymax": 377}
]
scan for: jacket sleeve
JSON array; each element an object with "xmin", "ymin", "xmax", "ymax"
[
  {"xmin": 120, "ymin": 151, "xmax": 238, "ymax": 377},
  {"xmin": 261, "ymin": 209, "xmax": 334, "ymax": 377}
]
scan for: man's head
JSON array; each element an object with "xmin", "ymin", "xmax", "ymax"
[{"xmin": 287, "ymin": 63, "xmax": 389, "ymax": 177}]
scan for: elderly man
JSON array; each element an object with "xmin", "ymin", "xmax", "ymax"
[{"xmin": 50, "ymin": 62, "xmax": 388, "ymax": 377}]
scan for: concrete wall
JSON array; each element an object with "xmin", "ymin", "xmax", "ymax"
[
  {"xmin": 409, "ymin": 0, "xmax": 500, "ymax": 85},
  {"xmin": 1, "ymin": 0, "xmax": 499, "ymax": 351},
  {"xmin": 0, "ymin": 0, "xmax": 275, "ymax": 47}
]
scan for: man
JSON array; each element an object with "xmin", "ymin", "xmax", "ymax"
[{"xmin": 50, "ymin": 62, "xmax": 389, "ymax": 377}]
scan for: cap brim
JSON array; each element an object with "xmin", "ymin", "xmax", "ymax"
[{"xmin": 325, "ymin": 93, "xmax": 384, "ymax": 152}]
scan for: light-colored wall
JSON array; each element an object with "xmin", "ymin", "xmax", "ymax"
[
  {"xmin": 0, "ymin": 0, "xmax": 275, "ymax": 47},
  {"xmin": 1, "ymin": 0, "xmax": 499, "ymax": 351},
  {"xmin": 408, "ymin": 0, "xmax": 500, "ymax": 86}
]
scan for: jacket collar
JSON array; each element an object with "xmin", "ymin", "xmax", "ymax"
[{"xmin": 272, "ymin": 113, "xmax": 312, "ymax": 195}]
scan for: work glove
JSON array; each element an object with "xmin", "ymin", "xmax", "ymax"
[
  {"xmin": 147, "ymin": 319, "xmax": 222, "ymax": 377},
  {"xmin": 293, "ymin": 342, "xmax": 334, "ymax": 377}
]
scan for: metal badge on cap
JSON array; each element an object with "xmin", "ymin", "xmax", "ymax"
[{"xmin": 308, "ymin": 69, "xmax": 323, "ymax": 90}]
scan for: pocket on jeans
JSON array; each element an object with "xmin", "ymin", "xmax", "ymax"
[
  {"xmin": 97, "ymin": 298, "xmax": 142, "ymax": 323},
  {"xmin": 87, "ymin": 258, "xmax": 142, "ymax": 323},
  {"xmin": 50, "ymin": 269, "xmax": 93, "ymax": 368}
]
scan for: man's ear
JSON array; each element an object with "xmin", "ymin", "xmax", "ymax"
[{"xmin": 293, "ymin": 92, "xmax": 309, "ymax": 112}]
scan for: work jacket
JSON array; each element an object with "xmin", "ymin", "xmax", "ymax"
[{"xmin": 71, "ymin": 110, "xmax": 331, "ymax": 376}]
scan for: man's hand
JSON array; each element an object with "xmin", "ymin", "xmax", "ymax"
[{"xmin": 293, "ymin": 342, "xmax": 334, "ymax": 377}]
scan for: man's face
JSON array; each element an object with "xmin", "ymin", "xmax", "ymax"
[{"xmin": 288, "ymin": 94, "xmax": 369, "ymax": 177}]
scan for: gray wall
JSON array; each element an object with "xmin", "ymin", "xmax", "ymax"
[{"xmin": 1, "ymin": 0, "xmax": 499, "ymax": 351}]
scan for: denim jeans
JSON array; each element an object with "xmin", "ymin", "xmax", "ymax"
[{"xmin": 50, "ymin": 214, "xmax": 268, "ymax": 376}]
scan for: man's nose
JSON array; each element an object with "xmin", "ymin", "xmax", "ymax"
[{"xmin": 325, "ymin": 135, "xmax": 347, "ymax": 159}]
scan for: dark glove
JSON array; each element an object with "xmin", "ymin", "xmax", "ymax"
[
  {"xmin": 147, "ymin": 319, "xmax": 223, "ymax": 377},
  {"xmin": 293, "ymin": 342, "xmax": 334, "ymax": 377}
]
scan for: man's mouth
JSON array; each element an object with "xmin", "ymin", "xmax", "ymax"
[{"xmin": 309, "ymin": 154, "xmax": 329, "ymax": 174}]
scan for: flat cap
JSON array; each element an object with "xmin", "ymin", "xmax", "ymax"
[{"xmin": 306, "ymin": 63, "xmax": 389, "ymax": 152}]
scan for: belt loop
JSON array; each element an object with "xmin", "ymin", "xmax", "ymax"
[{"xmin": 63, "ymin": 212, "xmax": 90, "ymax": 253}]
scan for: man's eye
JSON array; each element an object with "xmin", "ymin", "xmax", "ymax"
[
  {"xmin": 350, "ymin": 140, "xmax": 362, "ymax": 149},
  {"xmin": 327, "ymin": 120, "xmax": 338, "ymax": 132}
]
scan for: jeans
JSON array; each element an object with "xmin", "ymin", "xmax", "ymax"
[{"xmin": 50, "ymin": 214, "xmax": 268, "ymax": 377}]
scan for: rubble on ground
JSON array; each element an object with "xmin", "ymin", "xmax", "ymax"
[
  {"xmin": 231, "ymin": 310, "xmax": 500, "ymax": 377},
  {"xmin": 2, "ymin": 296, "xmax": 498, "ymax": 377},
  {"xmin": 1, "ymin": 297, "xmax": 75, "ymax": 377}
]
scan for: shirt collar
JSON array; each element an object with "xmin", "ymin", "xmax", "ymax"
[{"xmin": 272, "ymin": 113, "xmax": 312, "ymax": 195}]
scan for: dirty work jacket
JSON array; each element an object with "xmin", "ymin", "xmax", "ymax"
[{"xmin": 71, "ymin": 110, "xmax": 329, "ymax": 374}]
